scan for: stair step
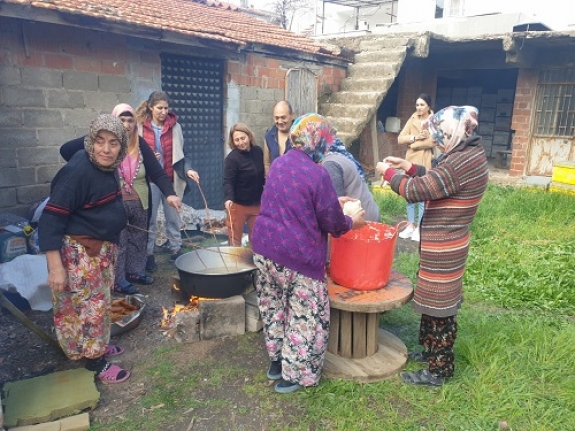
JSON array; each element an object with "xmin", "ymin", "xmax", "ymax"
[
  {"xmin": 348, "ymin": 62, "xmax": 401, "ymax": 78},
  {"xmin": 354, "ymin": 48, "xmax": 407, "ymax": 63},
  {"xmin": 325, "ymin": 91, "xmax": 384, "ymax": 105},
  {"xmin": 321, "ymin": 103, "xmax": 376, "ymax": 119},
  {"xmin": 359, "ymin": 37, "xmax": 411, "ymax": 50},
  {"xmin": 340, "ymin": 76, "xmax": 395, "ymax": 92}
]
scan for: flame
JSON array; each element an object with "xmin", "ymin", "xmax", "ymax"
[{"xmin": 160, "ymin": 296, "xmax": 219, "ymax": 332}]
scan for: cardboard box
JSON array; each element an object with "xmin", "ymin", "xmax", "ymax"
[
  {"xmin": 479, "ymin": 122, "xmax": 494, "ymax": 135},
  {"xmin": 495, "ymin": 116, "xmax": 512, "ymax": 131},
  {"xmin": 481, "ymin": 94, "xmax": 498, "ymax": 108},
  {"xmin": 497, "ymin": 89, "xmax": 515, "ymax": 102},
  {"xmin": 493, "ymin": 131, "xmax": 510, "ymax": 146},
  {"xmin": 496, "ymin": 103, "xmax": 513, "ymax": 117},
  {"xmin": 480, "ymin": 108, "xmax": 496, "ymax": 122},
  {"xmin": 0, "ymin": 227, "xmax": 28, "ymax": 263},
  {"xmin": 467, "ymin": 86, "xmax": 483, "ymax": 96}
]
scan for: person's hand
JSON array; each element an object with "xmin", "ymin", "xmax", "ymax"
[
  {"xmin": 337, "ymin": 196, "xmax": 355, "ymax": 208},
  {"xmin": 383, "ymin": 156, "xmax": 408, "ymax": 170},
  {"xmin": 350, "ymin": 209, "xmax": 366, "ymax": 230},
  {"xmin": 225, "ymin": 200, "xmax": 233, "ymax": 211},
  {"xmin": 416, "ymin": 130, "xmax": 428, "ymax": 140},
  {"xmin": 45, "ymin": 251, "xmax": 67, "ymax": 293},
  {"xmin": 187, "ymin": 169, "xmax": 200, "ymax": 183},
  {"xmin": 376, "ymin": 161, "xmax": 391, "ymax": 175},
  {"xmin": 167, "ymin": 195, "xmax": 182, "ymax": 212},
  {"xmin": 155, "ymin": 152, "xmax": 161, "ymax": 161}
]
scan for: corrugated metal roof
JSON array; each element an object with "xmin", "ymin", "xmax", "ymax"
[{"xmin": 1, "ymin": 0, "xmax": 345, "ymax": 60}]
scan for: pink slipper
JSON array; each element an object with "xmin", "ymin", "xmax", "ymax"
[
  {"xmin": 97, "ymin": 362, "xmax": 130, "ymax": 384},
  {"xmin": 105, "ymin": 344, "xmax": 125, "ymax": 357}
]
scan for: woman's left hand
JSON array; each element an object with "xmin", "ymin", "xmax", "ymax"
[
  {"xmin": 167, "ymin": 195, "xmax": 182, "ymax": 212},
  {"xmin": 187, "ymin": 169, "xmax": 200, "ymax": 183}
]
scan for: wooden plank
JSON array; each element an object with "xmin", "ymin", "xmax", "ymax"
[
  {"xmin": 323, "ymin": 329, "xmax": 409, "ymax": 383},
  {"xmin": 339, "ymin": 310, "xmax": 353, "ymax": 358},
  {"xmin": 328, "ymin": 271, "xmax": 413, "ymax": 313},
  {"xmin": 366, "ymin": 313, "xmax": 379, "ymax": 356},
  {"xmin": 352, "ymin": 312, "xmax": 367, "ymax": 358},
  {"xmin": 328, "ymin": 308, "xmax": 340, "ymax": 355}
]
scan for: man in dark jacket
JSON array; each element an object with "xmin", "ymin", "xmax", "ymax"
[{"xmin": 263, "ymin": 100, "xmax": 294, "ymax": 176}]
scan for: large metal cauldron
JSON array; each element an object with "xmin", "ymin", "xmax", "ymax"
[{"xmin": 175, "ymin": 247, "xmax": 257, "ymax": 299}]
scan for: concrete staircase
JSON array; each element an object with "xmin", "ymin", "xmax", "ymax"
[{"xmin": 319, "ymin": 36, "xmax": 410, "ymax": 146}]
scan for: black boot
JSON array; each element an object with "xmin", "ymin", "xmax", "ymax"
[{"xmin": 146, "ymin": 255, "xmax": 157, "ymax": 272}]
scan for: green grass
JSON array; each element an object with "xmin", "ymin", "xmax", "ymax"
[{"xmin": 92, "ymin": 185, "xmax": 575, "ymax": 430}]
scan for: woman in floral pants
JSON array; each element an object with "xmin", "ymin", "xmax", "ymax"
[{"xmin": 251, "ymin": 113, "xmax": 365, "ymax": 393}]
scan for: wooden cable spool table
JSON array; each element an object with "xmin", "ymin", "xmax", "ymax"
[{"xmin": 323, "ymin": 269, "xmax": 413, "ymax": 383}]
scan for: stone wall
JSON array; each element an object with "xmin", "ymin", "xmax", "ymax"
[{"xmin": 0, "ymin": 17, "xmax": 346, "ymax": 217}]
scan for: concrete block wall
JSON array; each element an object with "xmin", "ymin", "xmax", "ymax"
[
  {"xmin": 226, "ymin": 54, "xmax": 346, "ymax": 146},
  {"xmin": 0, "ymin": 18, "xmax": 161, "ymax": 217},
  {"xmin": 510, "ymin": 68, "xmax": 537, "ymax": 177}
]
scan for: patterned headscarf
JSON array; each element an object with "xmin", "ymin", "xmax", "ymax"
[
  {"xmin": 329, "ymin": 137, "xmax": 366, "ymax": 181},
  {"xmin": 84, "ymin": 114, "xmax": 128, "ymax": 172},
  {"xmin": 425, "ymin": 106, "xmax": 479, "ymax": 154},
  {"xmin": 290, "ymin": 113, "xmax": 337, "ymax": 164}
]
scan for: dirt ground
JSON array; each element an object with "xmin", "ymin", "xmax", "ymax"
[{"xmin": 0, "ymin": 233, "xmax": 418, "ymax": 430}]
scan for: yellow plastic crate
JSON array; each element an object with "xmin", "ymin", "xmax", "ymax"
[
  {"xmin": 549, "ymin": 181, "xmax": 575, "ymax": 196},
  {"xmin": 551, "ymin": 161, "xmax": 575, "ymax": 186}
]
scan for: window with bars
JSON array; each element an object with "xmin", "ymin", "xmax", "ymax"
[{"xmin": 535, "ymin": 69, "xmax": 575, "ymax": 137}]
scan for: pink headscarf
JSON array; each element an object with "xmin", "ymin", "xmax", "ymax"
[
  {"xmin": 112, "ymin": 103, "xmax": 139, "ymax": 193},
  {"xmin": 111, "ymin": 103, "xmax": 137, "ymax": 133}
]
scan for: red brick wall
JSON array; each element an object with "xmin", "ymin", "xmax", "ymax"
[
  {"xmin": 226, "ymin": 53, "xmax": 346, "ymax": 94},
  {"xmin": 510, "ymin": 68, "xmax": 538, "ymax": 177}
]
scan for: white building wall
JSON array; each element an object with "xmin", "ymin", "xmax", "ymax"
[{"xmin": 396, "ymin": 0, "xmax": 436, "ymax": 23}]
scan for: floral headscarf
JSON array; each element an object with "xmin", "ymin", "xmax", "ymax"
[
  {"xmin": 290, "ymin": 113, "xmax": 337, "ymax": 164},
  {"xmin": 425, "ymin": 106, "xmax": 479, "ymax": 154},
  {"xmin": 84, "ymin": 114, "xmax": 128, "ymax": 172}
]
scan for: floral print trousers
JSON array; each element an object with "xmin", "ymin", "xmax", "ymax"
[
  {"xmin": 419, "ymin": 313, "xmax": 458, "ymax": 378},
  {"xmin": 53, "ymin": 236, "xmax": 117, "ymax": 361},
  {"xmin": 253, "ymin": 254, "xmax": 330, "ymax": 387}
]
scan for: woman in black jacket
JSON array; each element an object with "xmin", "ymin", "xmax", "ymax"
[{"xmin": 223, "ymin": 123, "xmax": 265, "ymax": 247}]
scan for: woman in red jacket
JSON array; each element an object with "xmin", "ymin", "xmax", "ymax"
[{"xmin": 136, "ymin": 91, "xmax": 199, "ymax": 270}]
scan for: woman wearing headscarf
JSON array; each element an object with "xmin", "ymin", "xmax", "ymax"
[
  {"xmin": 39, "ymin": 115, "xmax": 132, "ymax": 383},
  {"xmin": 376, "ymin": 106, "xmax": 489, "ymax": 386},
  {"xmin": 322, "ymin": 137, "xmax": 380, "ymax": 222},
  {"xmin": 59, "ymin": 104, "xmax": 182, "ymax": 294},
  {"xmin": 251, "ymin": 113, "xmax": 366, "ymax": 394}
]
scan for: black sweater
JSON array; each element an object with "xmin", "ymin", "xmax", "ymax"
[
  {"xmin": 39, "ymin": 151, "xmax": 127, "ymax": 251},
  {"xmin": 223, "ymin": 146, "xmax": 265, "ymax": 206},
  {"xmin": 59, "ymin": 136, "xmax": 176, "ymax": 199}
]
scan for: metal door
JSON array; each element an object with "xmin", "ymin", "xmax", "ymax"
[
  {"xmin": 161, "ymin": 54, "xmax": 224, "ymax": 209},
  {"xmin": 529, "ymin": 69, "xmax": 575, "ymax": 176}
]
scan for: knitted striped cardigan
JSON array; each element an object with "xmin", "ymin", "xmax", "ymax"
[{"xmin": 389, "ymin": 136, "xmax": 489, "ymax": 317}]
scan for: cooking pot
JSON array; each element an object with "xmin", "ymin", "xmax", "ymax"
[{"xmin": 175, "ymin": 246, "xmax": 257, "ymax": 299}]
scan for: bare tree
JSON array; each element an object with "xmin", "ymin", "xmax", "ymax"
[{"xmin": 270, "ymin": 0, "xmax": 316, "ymax": 31}]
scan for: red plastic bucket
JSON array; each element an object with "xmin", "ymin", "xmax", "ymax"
[{"xmin": 329, "ymin": 222, "xmax": 398, "ymax": 291}]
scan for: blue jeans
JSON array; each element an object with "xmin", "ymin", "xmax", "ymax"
[
  {"xmin": 406, "ymin": 201, "xmax": 424, "ymax": 226},
  {"xmin": 147, "ymin": 183, "xmax": 182, "ymax": 255}
]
